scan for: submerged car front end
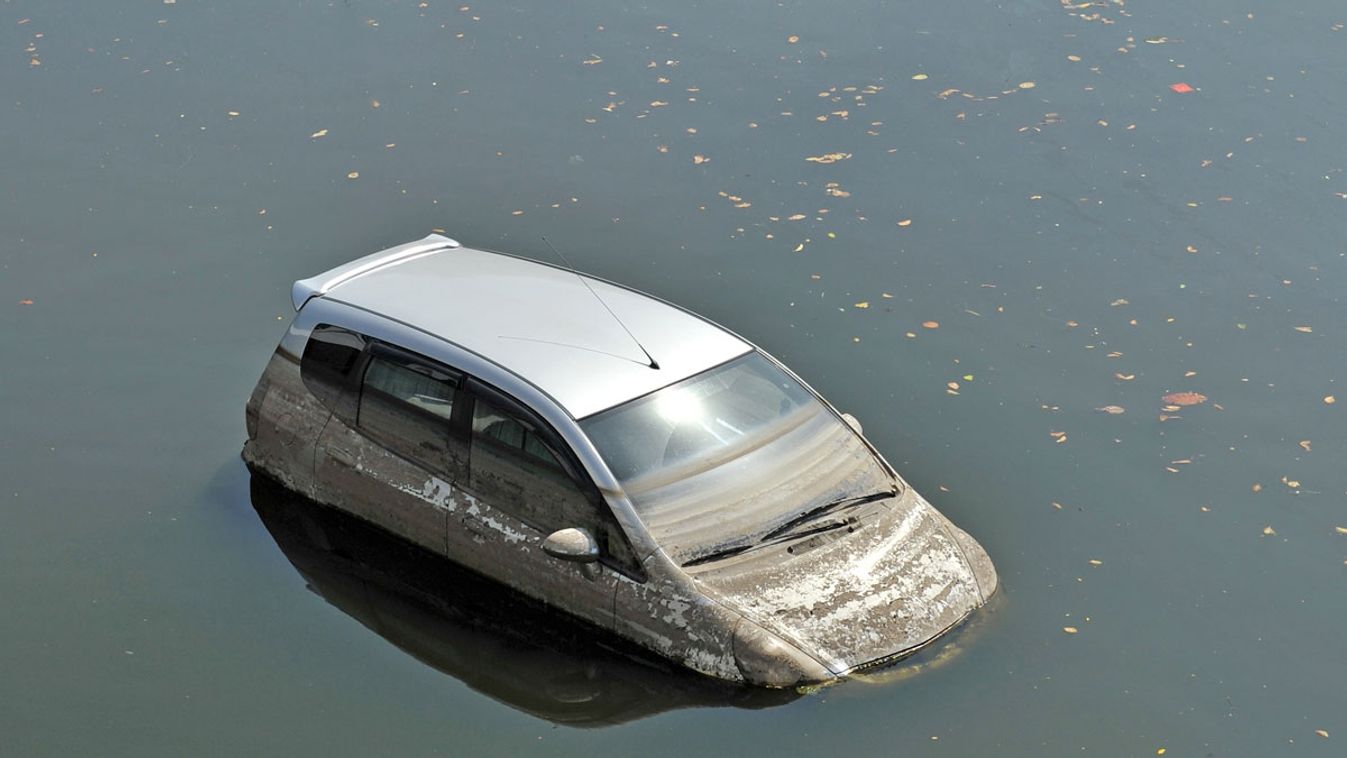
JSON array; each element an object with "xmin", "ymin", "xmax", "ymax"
[
  {"xmin": 692, "ymin": 486, "xmax": 995, "ymax": 682},
  {"xmin": 580, "ymin": 350, "xmax": 998, "ymax": 687}
]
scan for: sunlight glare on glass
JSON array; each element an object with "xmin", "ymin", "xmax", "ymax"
[{"xmin": 655, "ymin": 389, "xmax": 703, "ymax": 424}]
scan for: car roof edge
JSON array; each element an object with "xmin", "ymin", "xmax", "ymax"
[{"xmin": 290, "ymin": 233, "xmax": 461, "ymax": 311}]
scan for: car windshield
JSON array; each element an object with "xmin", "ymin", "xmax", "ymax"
[{"xmin": 580, "ymin": 352, "xmax": 894, "ymax": 565}]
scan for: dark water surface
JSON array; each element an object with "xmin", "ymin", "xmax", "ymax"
[{"xmin": 4, "ymin": 1, "xmax": 1345, "ymax": 755}]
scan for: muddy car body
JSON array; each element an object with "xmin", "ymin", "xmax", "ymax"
[{"xmin": 243, "ymin": 234, "xmax": 997, "ymax": 687}]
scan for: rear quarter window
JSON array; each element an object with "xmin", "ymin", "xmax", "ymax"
[{"xmin": 300, "ymin": 325, "xmax": 365, "ymax": 410}]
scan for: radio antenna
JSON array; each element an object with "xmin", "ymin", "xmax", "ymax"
[{"xmin": 541, "ymin": 236, "xmax": 660, "ymax": 370}]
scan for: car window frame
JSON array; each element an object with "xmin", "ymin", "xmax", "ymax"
[
  {"xmin": 300, "ymin": 324, "xmax": 368, "ymax": 422},
  {"xmin": 464, "ymin": 377, "xmax": 646, "ymax": 581},
  {"xmin": 353, "ymin": 341, "xmax": 472, "ymax": 482}
]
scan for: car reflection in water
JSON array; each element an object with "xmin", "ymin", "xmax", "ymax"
[{"xmin": 248, "ymin": 474, "xmax": 800, "ymax": 727}]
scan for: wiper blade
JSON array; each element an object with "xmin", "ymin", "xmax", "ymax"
[
  {"xmin": 681, "ymin": 488, "xmax": 898, "ymax": 568},
  {"xmin": 760, "ymin": 489, "xmax": 897, "ymax": 543},
  {"xmin": 681, "ymin": 543, "xmax": 754, "ymax": 568}
]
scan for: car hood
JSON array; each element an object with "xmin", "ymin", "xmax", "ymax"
[{"xmin": 692, "ymin": 489, "xmax": 995, "ymax": 674}]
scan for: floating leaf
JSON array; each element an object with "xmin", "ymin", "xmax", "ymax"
[
  {"xmin": 1262, "ymin": 526, "xmax": 1276, "ymax": 536},
  {"xmin": 1326, "ymin": 395, "xmax": 1337, "ymax": 405},
  {"xmin": 854, "ymin": 301, "xmax": 869, "ymax": 309},
  {"xmin": 346, "ymin": 171, "xmax": 359, "ymax": 179},
  {"xmin": 787, "ymin": 35, "xmax": 800, "ymax": 44},
  {"xmin": 911, "ymin": 73, "xmax": 928, "ymax": 81},
  {"xmin": 897, "ymin": 218, "xmax": 912, "ymax": 227},
  {"xmin": 692, "ymin": 154, "xmax": 709, "ymax": 165},
  {"xmin": 311, "ymin": 128, "xmax": 329, "ymax": 138},
  {"xmin": 1169, "ymin": 82, "xmax": 1194, "ymax": 93},
  {"xmin": 805, "ymin": 152, "xmax": 852, "ymax": 164},
  {"xmin": 921, "ymin": 320, "xmax": 939, "ymax": 329},
  {"xmin": 1315, "ymin": 730, "xmax": 1329, "ymax": 739},
  {"xmin": 1062, "ymin": 626, "xmax": 1078, "ymax": 634},
  {"xmin": 1162, "ymin": 391, "xmax": 1207, "ymax": 406},
  {"xmin": 1299, "ymin": 440, "xmax": 1312, "ymax": 452},
  {"xmin": 1096, "ymin": 405, "xmax": 1126, "ymax": 415},
  {"xmin": 1018, "ymin": 81, "xmax": 1036, "ymax": 89}
]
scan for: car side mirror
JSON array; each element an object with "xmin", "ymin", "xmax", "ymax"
[
  {"xmin": 542, "ymin": 527, "xmax": 599, "ymax": 564},
  {"xmin": 841, "ymin": 412, "xmax": 863, "ymax": 435}
]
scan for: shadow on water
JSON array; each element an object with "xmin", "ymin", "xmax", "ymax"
[{"xmin": 246, "ymin": 473, "xmax": 800, "ymax": 728}]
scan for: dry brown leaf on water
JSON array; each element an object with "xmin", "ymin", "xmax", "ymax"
[
  {"xmin": 897, "ymin": 218, "xmax": 912, "ymax": 227},
  {"xmin": 805, "ymin": 152, "xmax": 852, "ymax": 164},
  {"xmin": 1334, "ymin": 527, "xmax": 1347, "ymax": 535},
  {"xmin": 787, "ymin": 213, "xmax": 806, "ymax": 221},
  {"xmin": 1252, "ymin": 483, "xmax": 1263, "ymax": 493},
  {"xmin": 1262, "ymin": 526, "xmax": 1276, "ymax": 536},
  {"xmin": 1299, "ymin": 440, "xmax": 1312, "ymax": 452},
  {"xmin": 1062, "ymin": 626, "xmax": 1078, "ymax": 634},
  {"xmin": 1326, "ymin": 395, "xmax": 1337, "ymax": 405},
  {"xmin": 921, "ymin": 320, "xmax": 939, "ymax": 329},
  {"xmin": 1096, "ymin": 405, "xmax": 1126, "ymax": 415},
  {"xmin": 1315, "ymin": 729, "xmax": 1330, "ymax": 739},
  {"xmin": 346, "ymin": 171, "xmax": 359, "ymax": 179},
  {"xmin": 692, "ymin": 154, "xmax": 708, "ymax": 165},
  {"xmin": 1162, "ymin": 391, "xmax": 1207, "ymax": 406},
  {"xmin": 311, "ymin": 128, "xmax": 329, "ymax": 138},
  {"xmin": 1115, "ymin": 373, "xmax": 1135, "ymax": 381},
  {"xmin": 1294, "ymin": 325, "xmax": 1313, "ymax": 333},
  {"xmin": 854, "ymin": 301, "xmax": 869, "ymax": 309}
]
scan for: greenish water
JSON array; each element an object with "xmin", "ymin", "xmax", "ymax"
[{"xmin": 3, "ymin": 1, "xmax": 1345, "ymax": 755}]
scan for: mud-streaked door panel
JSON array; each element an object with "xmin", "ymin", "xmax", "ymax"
[
  {"xmin": 314, "ymin": 344, "xmax": 468, "ymax": 556},
  {"xmin": 449, "ymin": 386, "xmax": 632, "ymax": 630}
]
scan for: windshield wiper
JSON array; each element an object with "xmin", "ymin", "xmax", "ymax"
[
  {"xmin": 681, "ymin": 543, "xmax": 754, "ymax": 568},
  {"xmin": 759, "ymin": 489, "xmax": 897, "ymax": 543},
  {"xmin": 681, "ymin": 488, "xmax": 898, "ymax": 568}
]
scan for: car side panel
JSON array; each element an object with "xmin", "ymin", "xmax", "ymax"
[
  {"xmin": 446, "ymin": 485, "xmax": 619, "ymax": 632},
  {"xmin": 611, "ymin": 558, "xmax": 741, "ymax": 682},
  {"xmin": 243, "ymin": 350, "xmax": 329, "ymax": 499},
  {"xmin": 313, "ymin": 416, "xmax": 454, "ymax": 558}
]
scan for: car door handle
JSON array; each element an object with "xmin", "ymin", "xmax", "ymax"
[{"xmin": 328, "ymin": 447, "xmax": 356, "ymax": 467}]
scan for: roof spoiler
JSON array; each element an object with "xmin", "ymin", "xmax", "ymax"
[{"xmin": 290, "ymin": 234, "xmax": 460, "ymax": 311}]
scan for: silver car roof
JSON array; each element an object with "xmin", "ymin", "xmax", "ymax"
[{"xmin": 292, "ymin": 235, "xmax": 751, "ymax": 419}]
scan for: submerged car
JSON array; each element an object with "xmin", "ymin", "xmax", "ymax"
[{"xmin": 243, "ymin": 234, "xmax": 997, "ymax": 687}]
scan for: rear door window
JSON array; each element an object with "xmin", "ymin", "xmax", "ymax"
[{"xmin": 357, "ymin": 345, "xmax": 467, "ymax": 480}]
